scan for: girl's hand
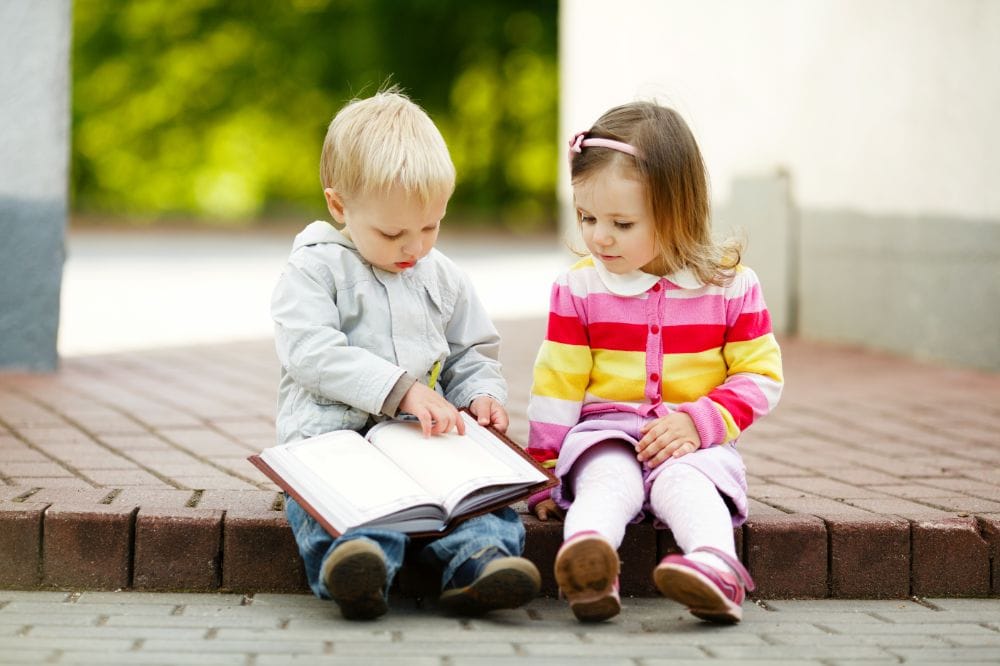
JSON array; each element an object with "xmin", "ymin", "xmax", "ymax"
[
  {"xmin": 469, "ymin": 396, "xmax": 509, "ymax": 433},
  {"xmin": 399, "ymin": 382, "xmax": 464, "ymax": 437},
  {"xmin": 533, "ymin": 498, "xmax": 564, "ymax": 521},
  {"xmin": 636, "ymin": 412, "xmax": 701, "ymax": 468}
]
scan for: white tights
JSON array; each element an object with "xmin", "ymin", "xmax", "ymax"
[{"xmin": 563, "ymin": 441, "xmax": 737, "ymax": 574}]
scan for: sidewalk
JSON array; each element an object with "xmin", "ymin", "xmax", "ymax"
[
  {"xmin": 1, "ymin": 318, "xmax": 998, "ymax": 599},
  {"xmin": 3, "ymin": 591, "xmax": 999, "ymax": 664}
]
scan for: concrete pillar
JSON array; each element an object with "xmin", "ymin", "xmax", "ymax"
[
  {"xmin": 0, "ymin": 1, "xmax": 71, "ymax": 371},
  {"xmin": 715, "ymin": 172, "xmax": 797, "ymax": 336}
]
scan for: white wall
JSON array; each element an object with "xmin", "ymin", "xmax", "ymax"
[{"xmin": 560, "ymin": 0, "xmax": 1000, "ymax": 221}]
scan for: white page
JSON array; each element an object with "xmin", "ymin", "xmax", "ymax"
[
  {"xmin": 266, "ymin": 430, "xmax": 435, "ymax": 527},
  {"xmin": 367, "ymin": 414, "xmax": 546, "ymax": 513}
]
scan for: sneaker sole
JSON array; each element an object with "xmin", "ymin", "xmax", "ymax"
[
  {"xmin": 324, "ymin": 547, "xmax": 388, "ymax": 621},
  {"xmin": 653, "ymin": 563, "xmax": 741, "ymax": 623},
  {"xmin": 554, "ymin": 536, "xmax": 621, "ymax": 622},
  {"xmin": 439, "ymin": 557, "xmax": 541, "ymax": 616},
  {"xmin": 568, "ymin": 591, "xmax": 621, "ymax": 623}
]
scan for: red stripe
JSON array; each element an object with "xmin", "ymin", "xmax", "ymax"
[
  {"xmin": 728, "ymin": 310, "xmax": 772, "ymax": 343},
  {"xmin": 526, "ymin": 447, "xmax": 558, "ymax": 464},
  {"xmin": 709, "ymin": 386, "xmax": 755, "ymax": 431},
  {"xmin": 547, "ymin": 313, "xmax": 588, "ymax": 346},
  {"xmin": 663, "ymin": 324, "xmax": 726, "ymax": 353},
  {"xmin": 589, "ymin": 322, "xmax": 646, "ymax": 351},
  {"xmin": 586, "ymin": 322, "xmax": 726, "ymax": 354}
]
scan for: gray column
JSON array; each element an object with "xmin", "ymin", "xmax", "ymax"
[
  {"xmin": 715, "ymin": 172, "xmax": 797, "ymax": 336},
  {"xmin": 0, "ymin": 1, "xmax": 71, "ymax": 371}
]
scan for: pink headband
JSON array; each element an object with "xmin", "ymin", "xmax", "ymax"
[{"xmin": 568, "ymin": 131, "xmax": 638, "ymax": 168}]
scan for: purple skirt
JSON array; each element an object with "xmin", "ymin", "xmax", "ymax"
[{"xmin": 552, "ymin": 411, "xmax": 749, "ymax": 527}]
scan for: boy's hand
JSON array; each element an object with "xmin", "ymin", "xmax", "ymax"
[
  {"xmin": 399, "ymin": 382, "xmax": 464, "ymax": 437},
  {"xmin": 533, "ymin": 498, "xmax": 564, "ymax": 521},
  {"xmin": 469, "ymin": 396, "xmax": 509, "ymax": 433},
  {"xmin": 636, "ymin": 412, "xmax": 701, "ymax": 468}
]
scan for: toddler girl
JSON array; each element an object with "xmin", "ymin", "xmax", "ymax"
[{"xmin": 527, "ymin": 101, "xmax": 783, "ymax": 623}]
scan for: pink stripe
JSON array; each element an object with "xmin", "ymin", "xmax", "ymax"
[
  {"xmin": 549, "ymin": 283, "xmax": 586, "ymax": 320},
  {"xmin": 569, "ymin": 291, "xmax": 728, "ymax": 326},
  {"xmin": 676, "ymin": 396, "xmax": 728, "ymax": 448},
  {"xmin": 725, "ymin": 282, "xmax": 765, "ymax": 327},
  {"xmin": 528, "ymin": 420, "xmax": 571, "ymax": 453},
  {"xmin": 709, "ymin": 375, "xmax": 772, "ymax": 429}
]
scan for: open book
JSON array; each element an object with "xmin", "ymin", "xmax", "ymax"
[{"xmin": 249, "ymin": 412, "xmax": 556, "ymax": 537}]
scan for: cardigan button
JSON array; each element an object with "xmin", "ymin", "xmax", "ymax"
[
  {"xmin": 651, "ymin": 284, "xmax": 661, "ymax": 292},
  {"xmin": 650, "ymin": 325, "xmax": 659, "ymax": 334},
  {"xmin": 650, "ymin": 373, "xmax": 659, "ymax": 382}
]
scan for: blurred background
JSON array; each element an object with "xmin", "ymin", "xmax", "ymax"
[
  {"xmin": 1, "ymin": 0, "xmax": 997, "ymax": 371},
  {"xmin": 71, "ymin": 0, "xmax": 559, "ymax": 231}
]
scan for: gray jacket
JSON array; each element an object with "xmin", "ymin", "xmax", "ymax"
[{"xmin": 271, "ymin": 221, "xmax": 507, "ymax": 444}]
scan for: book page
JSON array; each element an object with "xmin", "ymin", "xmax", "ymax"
[
  {"xmin": 261, "ymin": 430, "xmax": 439, "ymax": 532},
  {"xmin": 366, "ymin": 413, "xmax": 547, "ymax": 514}
]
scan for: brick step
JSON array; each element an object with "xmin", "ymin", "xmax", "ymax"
[{"xmin": 2, "ymin": 503, "xmax": 997, "ymax": 598}]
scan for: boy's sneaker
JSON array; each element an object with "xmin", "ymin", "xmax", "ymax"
[
  {"xmin": 652, "ymin": 546, "xmax": 755, "ymax": 624},
  {"xmin": 321, "ymin": 539, "xmax": 388, "ymax": 620},
  {"xmin": 438, "ymin": 546, "xmax": 541, "ymax": 615},
  {"xmin": 554, "ymin": 531, "xmax": 621, "ymax": 622}
]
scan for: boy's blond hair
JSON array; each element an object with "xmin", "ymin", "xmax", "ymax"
[{"xmin": 320, "ymin": 88, "xmax": 456, "ymax": 206}]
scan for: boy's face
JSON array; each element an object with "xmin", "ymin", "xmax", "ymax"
[{"xmin": 325, "ymin": 186, "xmax": 447, "ymax": 273}]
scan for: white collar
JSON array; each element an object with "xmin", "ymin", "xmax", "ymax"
[{"xmin": 591, "ymin": 257, "xmax": 703, "ymax": 296}]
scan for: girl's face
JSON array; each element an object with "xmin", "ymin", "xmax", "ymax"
[
  {"xmin": 574, "ymin": 166, "xmax": 658, "ymax": 275},
  {"xmin": 325, "ymin": 185, "xmax": 447, "ymax": 272}
]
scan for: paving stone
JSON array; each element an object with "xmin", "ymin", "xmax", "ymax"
[
  {"xmin": 7, "ymin": 476, "xmax": 94, "ymax": 489},
  {"xmin": 744, "ymin": 514, "xmax": 827, "ymax": 598},
  {"xmin": 108, "ymin": 488, "xmax": 198, "ymax": 509},
  {"xmin": 42, "ymin": 505, "xmax": 135, "ymax": 589},
  {"xmin": 222, "ymin": 509, "xmax": 307, "ymax": 592},
  {"xmin": 0, "ymin": 502, "xmax": 46, "ymax": 587},
  {"xmin": 976, "ymin": 515, "xmax": 1000, "ymax": 596},
  {"xmin": 196, "ymin": 490, "xmax": 280, "ymax": 512},
  {"xmin": 133, "ymin": 507, "xmax": 223, "ymax": 591},
  {"xmin": 827, "ymin": 517, "xmax": 910, "ymax": 598},
  {"xmin": 912, "ymin": 516, "xmax": 991, "ymax": 597},
  {"xmin": 27, "ymin": 487, "xmax": 112, "ymax": 505},
  {"xmin": 0, "ymin": 486, "xmax": 35, "ymax": 501}
]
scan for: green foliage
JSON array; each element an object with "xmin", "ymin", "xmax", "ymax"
[{"xmin": 71, "ymin": 0, "xmax": 558, "ymax": 228}]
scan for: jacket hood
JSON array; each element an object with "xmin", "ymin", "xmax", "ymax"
[{"xmin": 292, "ymin": 221, "xmax": 353, "ymax": 251}]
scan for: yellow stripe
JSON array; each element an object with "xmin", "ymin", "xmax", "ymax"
[
  {"xmin": 532, "ymin": 342, "xmax": 592, "ymax": 399},
  {"xmin": 427, "ymin": 360, "xmax": 442, "ymax": 389},
  {"xmin": 661, "ymin": 350, "xmax": 728, "ymax": 403},
  {"xmin": 724, "ymin": 335, "xmax": 783, "ymax": 381},
  {"xmin": 532, "ymin": 367, "xmax": 590, "ymax": 399},
  {"xmin": 713, "ymin": 401, "xmax": 741, "ymax": 441},
  {"xmin": 588, "ymin": 349, "xmax": 645, "ymax": 401},
  {"xmin": 536, "ymin": 340, "xmax": 592, "ymax": 374}
]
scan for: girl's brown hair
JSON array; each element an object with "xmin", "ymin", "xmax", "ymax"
[{"xmin": 570, "ymin": 102, "xmax": 741, "ymax": 286}]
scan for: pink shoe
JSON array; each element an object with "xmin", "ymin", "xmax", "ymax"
[
  {"xmin": 554, "ymin": 531, "xmax": 621, "ymax": 622},
  {"xmin": 653, "ymin": 546, "xmax": 755, "ymax": 624}
]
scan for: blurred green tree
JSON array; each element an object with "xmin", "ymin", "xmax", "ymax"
[{"xmin": 71, "ymin": 0, "xmax": 558, "ymax": 229}]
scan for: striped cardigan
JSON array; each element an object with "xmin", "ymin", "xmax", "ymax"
[{"xmin": 526, "ymin": 256, "xmax": 783, "ymax": 468}]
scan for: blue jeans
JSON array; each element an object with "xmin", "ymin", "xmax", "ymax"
[{"xmin": 284, "ymin": 496, "xmax": 527, "ymax": 601}]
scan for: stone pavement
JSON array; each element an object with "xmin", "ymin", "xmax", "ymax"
[
  {"xmin": 1, "ymin": 591, "xmax": 999, "ymax": 665},
  {"xmin": 1, "ymin": 316, "xmax": 998, "ymax": 601}
]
